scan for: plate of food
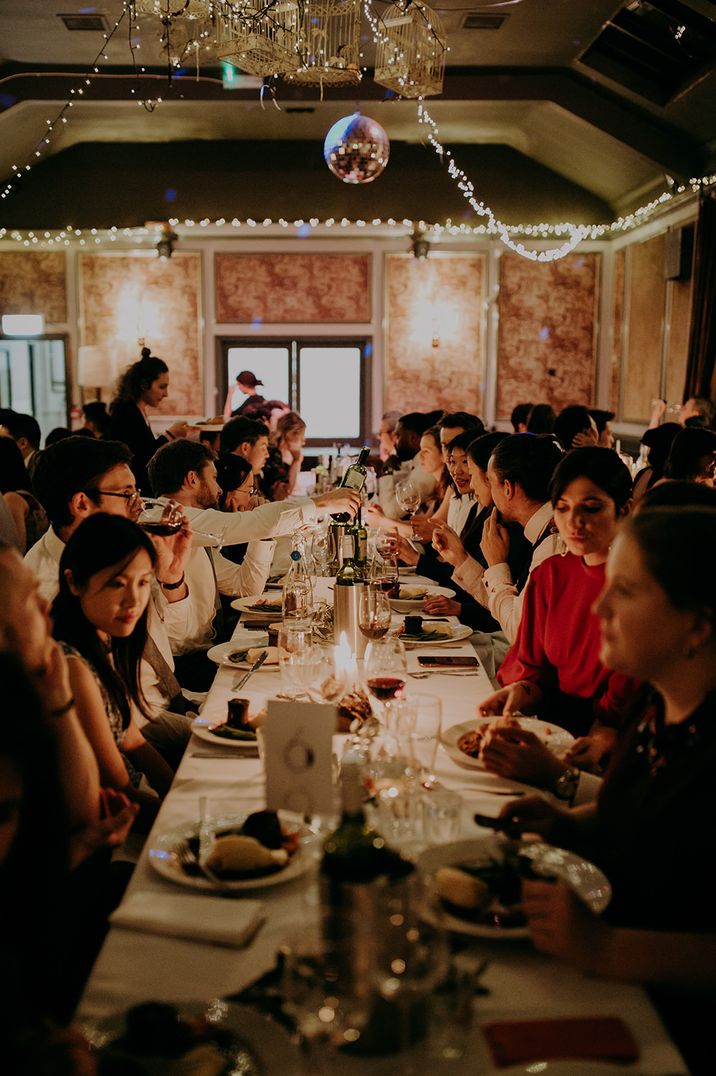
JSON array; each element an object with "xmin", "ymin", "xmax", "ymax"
[
  {"xmin": 419, "ymin": 836, "xmax": 610, "ymax": 939},
  {"xmin": 190, "ymin": 716, "xmax": 260, "ymax": 750},
  {"xmin": 206, "ymin": 639, "xmax": 272, "ymax": 667},
  {"xmin": 148, "ymin": 809, "xmax": 318, "ymax": 892},
  {"xmin": 442, "ymin": 716, "xmax": 574, "ymax": 770},
  {"xmin": 82, "ymin": 999, "xmax": 298, "ymax": 1074},
  {"xmin": 231, "ymin": 593, "xmax": 284, "ymax": 617},
  {"xmin": 390, "ymin": 584, "xmax": 455, "ymax": 613},
  {"xmin": 396, "ymin": 622, "xmax": 472, "ymax": 646}
]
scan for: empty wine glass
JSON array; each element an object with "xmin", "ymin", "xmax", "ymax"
[
  {"xmin": 405, "ymin": 695, "xmax": 442, "ymax": 790},
  {"xmin": 358, "ymin": 587, "xmax": 392, "ymax": 641},
  {"xmin": 395, "ymin": 480, "xmax": 421, "ymax": 518}
]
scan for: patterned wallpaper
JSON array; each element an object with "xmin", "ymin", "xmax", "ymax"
[
  {"xmin": 622, "ymin": 234, "xmax": 666, "ymax": 423},
  {"xmin": 496, "ymin": 252, "xmax": 600, "ymax": 417},
  {"xmin": 0, "ymin": 251, "xmax": 67, "ymax": 322},
  {"xmin": 215, "ymin": 253, "xmax": 372, "ymax": 323},
  {"xmin": 610, "ymin": 249, "xmax": 625, "ymax": 414},
  {"xmin": 384, "ymin": 254, "xmax": 486, "ymax": 415},
  {"xmin": 79, "ymin": 253, "xmax": 202, "ymax": 414}
]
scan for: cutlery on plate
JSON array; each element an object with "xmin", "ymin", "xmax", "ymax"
[
  {"xmin": 190, "ymin": 750, "xmax": 249, "ymax": 758},
  {"xmin": 409, "ymin": 670, "xmax": 478, "ymax": 678},
  {"xmin": 232, "ymin": 649, "xmax": 268, "ymax": 691}
]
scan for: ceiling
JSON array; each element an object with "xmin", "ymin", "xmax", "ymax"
[{"xmin": 0, "ymin": 0, "xmax": 714, "ymax": 227}]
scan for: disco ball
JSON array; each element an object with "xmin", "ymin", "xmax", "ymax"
[{"xmin": 323, "ymin": 112, "xmax": 390, "ymax": 184}]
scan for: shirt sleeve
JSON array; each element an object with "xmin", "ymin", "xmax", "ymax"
[
  {"xmin": 213, "ymin": 539, "xmax": 275, "ymax": 598},
  {"xmin": 187, "ymin": 497, "xmax": 317, "ymax": 544}
]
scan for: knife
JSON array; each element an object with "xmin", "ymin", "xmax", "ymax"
[{"xmin": 232, "ymin": 649, "xmax": 268, "ymax": 691}]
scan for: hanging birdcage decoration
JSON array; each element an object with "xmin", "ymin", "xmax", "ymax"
[
  {"xmin": 374, "ymin": 0, "xmax": 446, "ymax": 98},
  {"xmin": 161, "ymin": 13, "xmax": 217, "ymax": 66},
  {"xmin": 135, "ymin": 0, "xmax": 216, "ymax": 17},
  {"xmin": 215, "ymin": 0, "xmax": 301, "ymax": 76},
  {"xmin": 287, "ymin": 0, "xmax": 361, "ymax": 87}
]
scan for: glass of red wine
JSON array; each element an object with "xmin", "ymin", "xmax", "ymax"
[
  {"xmin": 138, "ymin": 497, "xmax": 222, "ymax": 548},
  {"xmin": 364, "ymin": 636, "xmax": 408, "ymax": 753},
  {"xmin": 369, "ymin": 554, "xmax": 400, "ymax": 599},
  {"xmin": 358, "ymin": 586, "xmax": 391, "ymax": 641}
]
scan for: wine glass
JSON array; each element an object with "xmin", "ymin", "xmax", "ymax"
[
  {"xmin": 358, "ymin": 587, "xmax": 392, "ymax": 641},
  {"xmin": 139, "ymin": 496, "xmax": 222, "ymax": 547},
  {"xmin": 395, "ymin": 480, "xmax": 421, "ymax": 518},
  {"xmin": 364, "ymin": 636, "xmax": 408, "ymax": 753},
  {"xmin": 368, "ymin": 555, "xmax": 400, "ymax": 599}
]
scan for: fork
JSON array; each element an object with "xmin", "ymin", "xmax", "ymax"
[{"xmin": 176, "ymin": 841, "xmax": 221, "ymax": 884}]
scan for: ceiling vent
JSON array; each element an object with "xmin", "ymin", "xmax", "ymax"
[
  {"xmin": 57, "ymin": 12, "xmax": 110, "ymax": 32},
  {"xmin": 462, "ymin": 14, "xmax": 508, "ymax": 30}
]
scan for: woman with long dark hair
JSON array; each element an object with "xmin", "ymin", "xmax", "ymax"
[
  {"xmin": 52, "ymin": 514, "xmax": 173, "ymax": 808},
  {"xmin": 107, "ymin": 346, "xmax": 189, "ymax": 492}
]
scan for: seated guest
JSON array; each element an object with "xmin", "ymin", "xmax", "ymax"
[
  {"xmin": 632, "ymin": 422, "xmax": 681, "ymax": 501},
  {"xmin": 526, "ymin": 403, "xmax": 556, "ymax": 435},
  {"xmin": 378, "ymin": 411, "xmax": 439, "ymax": 519},
  {"xmin": 44, "ymin": 426, "xmax": 73, "ymax": 447},
  {"xmin": 663, "ymin": 426, "xmax": 716, "ymax": 485},
  {"xmin": 480, "ymin": 447, "xmax": 636, "ymax": 734},
  {"xmin": 81, "ymin": 399, "xmax": 111, "ymax": 438},
  {"xmin": 499, "ymin": 506, "xmax": 716, "ymax": 1076},
  {"xmin": 0, "ymin": 436, "xmax": 48, "ymax": 553},
  {"xmin": 510, "ymin": 402, "xmax": 533, "ymax": 433},
  {"xmin": 639, "ymin": 479, "xmax": 716, "ymax": 510},
  {"xmin": 263, "ymin": 411, "xmax": 306, "ymax": 497},
  {"xmin": 220, "ymin": 415, "xmax": 271, "ymax": 479},
  {"xmin": 432, "ymin": 434, "xmax": 563, "ymax": 641},
  {"xmin": 107, "ymin": 346, "xmax": 189, "ymax": 493},
  {"xmin": 378, "ymin": 409, "xmax": 402, "ymax": 462},
  {"xmin": 148, "ymin": 440, "xmax": 277, "ymax": 688},
  {"xmin": 589, "ymin": 408, "xmax": 615, "ymax": 448},
  {"xmin": 553, "ymin": 404, "xmax": 599, "ymax": 451},
  {"xmin": 680, "ymin": 395, "xmax": 715, "ymax": 428},
  {"xmin": 0, "ymin": 410, "xmax": 42, "ymax": 483},
  {"xmin": 215, "ymin": 453, "xmax": 260, "ymax": 568},
  {"xmin": 52, "ymin": 515, "xmax": 174, "ymax": 813},
  {"xmin": 25, "ymin": 437, "xmax": 194, "ymax": 759},
  {"xmin": 435, "ymin": 411, "xmax": 485, "ymax": 531},
  {"xmin": 370, "ymin": 423, "xmax": 450, "ymax": 539}
]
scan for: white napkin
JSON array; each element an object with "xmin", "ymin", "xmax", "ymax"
[{"xmin": 110, "ymin": 892, "xmax": 265, "ymax": 948}]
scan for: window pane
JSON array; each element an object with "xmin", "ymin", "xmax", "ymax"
[
  {"xmin": 299, "ymin": 346, "xmax": 361, "ymax": 440},
  {"xmin": 226, "ymin": 346, "xmax": 289, "ymax": 414}
]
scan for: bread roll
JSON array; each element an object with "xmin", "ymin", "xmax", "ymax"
[
  {"xmin": 435, "ymin": 866, "xmax": 490, "ymax": 911},
  {"xmin": 206, "ymin": 835, "xmax": 287, "ymax": 873}
]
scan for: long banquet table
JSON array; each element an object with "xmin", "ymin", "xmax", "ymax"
[{"xmin": 78, "ymin": 578, "xmax": 688, "ymax": 1074}]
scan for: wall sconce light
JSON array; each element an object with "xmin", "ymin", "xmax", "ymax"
[
  {"xmin": 156, "ymin": 223, "xmax": 178, "ymax": 259},
  {"xmin": 410, "ymin": 227, "xmax": 430, "ymax": 259}
]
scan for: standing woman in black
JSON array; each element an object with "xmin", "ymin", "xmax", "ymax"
[{"xmin": 107, "ymin": 347, "xmax": 189, "ymax": 493}]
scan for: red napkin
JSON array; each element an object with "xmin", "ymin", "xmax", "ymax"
[{"xmin": 483, "ymin": 1016, "xmax": 640, "ymax": 1068}]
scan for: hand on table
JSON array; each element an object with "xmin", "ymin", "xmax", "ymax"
[
  {"xmin": 480, "ymin": 508, "xmax": 510, "ymax": 566},
  {"xmin": 522, "ymin": 879, "xmax": 607, "ymax": 971},
  {"xmin": 423, "ymin": 594, "xmax": 461, "ymax": 617}
]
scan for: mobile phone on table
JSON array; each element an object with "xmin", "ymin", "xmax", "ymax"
[{"xmin": 417, "ymin": 655, "xmax": 479, "ymax": 668}]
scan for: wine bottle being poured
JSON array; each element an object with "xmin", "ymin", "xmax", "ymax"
[{"xmin": 331, "ymin": 447, "xmax": 371, "ymax": 523}]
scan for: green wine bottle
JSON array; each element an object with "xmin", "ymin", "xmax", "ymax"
[
  {"xmin": 336, "ymin": 532, "xmax": 362, "ymax": 586},
  {"xmin": 331, "ymin": 446, "xmax": 371, "ymax": 523},
  {"xmin": 351, "ymin": 506, "xmax": 368, "ymax": 571}
]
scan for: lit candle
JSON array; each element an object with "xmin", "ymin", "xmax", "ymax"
[{"xmin": 334, "ymin": 631, "xmax": 358, "ymax": 690}]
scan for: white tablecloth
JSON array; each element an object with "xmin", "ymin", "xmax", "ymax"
[{"xmin": 79, "ymin": 580, "xmax": 688, "ymax": 1074}]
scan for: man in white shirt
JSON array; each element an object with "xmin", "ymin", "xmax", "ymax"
[
  {"xmin": 147, "ymin": 440, "xmax": 360, "ymax": 685},
  {"xmin": 24, "ymin": 437, "xmax": 194, "ymax": 762},
  {"xmin": 432, "ymin": 434, "xmax": 563, "ymax": 641}
]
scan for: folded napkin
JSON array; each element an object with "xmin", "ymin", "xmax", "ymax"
[
  {"xmin": 483, "ymin": 1016, "xmax": 639, "ymax": 1068},
  {"xmin": 110, "ymin": 892, "xmax": 265, "ymax": 948}
]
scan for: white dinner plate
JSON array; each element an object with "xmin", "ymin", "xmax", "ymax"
[
  {"xmin": 419, "ymin": 836, "xmax": 611, "ymax": 940},
  {"xmin": 500, "ymin": 1064, "xmax": 648, "ymax": 1076},
  {"xmin": 148, "ymin": 812, "xmax": 318, "ymax": 893},
  {"xmin": 390, "ymin": 584, "xmax": 456, "ymax": 613},
  {"xmin": 231, "ymin": 593, "xmax": 284, "ymax": 617},
  {"xmin": 206, "ymin": 638, "xmax": 271, "ymax": 667},
  {"xmin": 190, "ymin": 718, "xmax": 260, "ymax": 751},
  {"xmin": 397, "ymin": 623, "xmax": 473, "ymax": 647},
  {"xmin": 442, "ymin": 717, "xmax": 574, "ymax": 770},
  {"xmin": 81, "ymin": 1000, "xmax": 298, "ymax": 1071}
]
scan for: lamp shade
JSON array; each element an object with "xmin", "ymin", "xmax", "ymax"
[{"xmin": 78, "ymin": 345, "xmax": 116, "ymax": 386}]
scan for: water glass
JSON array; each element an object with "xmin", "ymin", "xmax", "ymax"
[
  {"xmin": 278, "ymin": 625, "xmax": 314, "ymax": 698},
  {"xmin": 422, "ymin": 788, "xmax": 462, "ymax": 846},
  {"xmin": 283, "ymin": 578, "xmax": 314, "ymax": 628},
  {"xmin": 406, "ymin": 695, "xmax": 442, "ymax": 789}
]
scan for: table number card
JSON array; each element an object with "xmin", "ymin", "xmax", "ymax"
[{"xmin": 264, "ymin": 700, "xmax": 336, "ymax": 817}]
